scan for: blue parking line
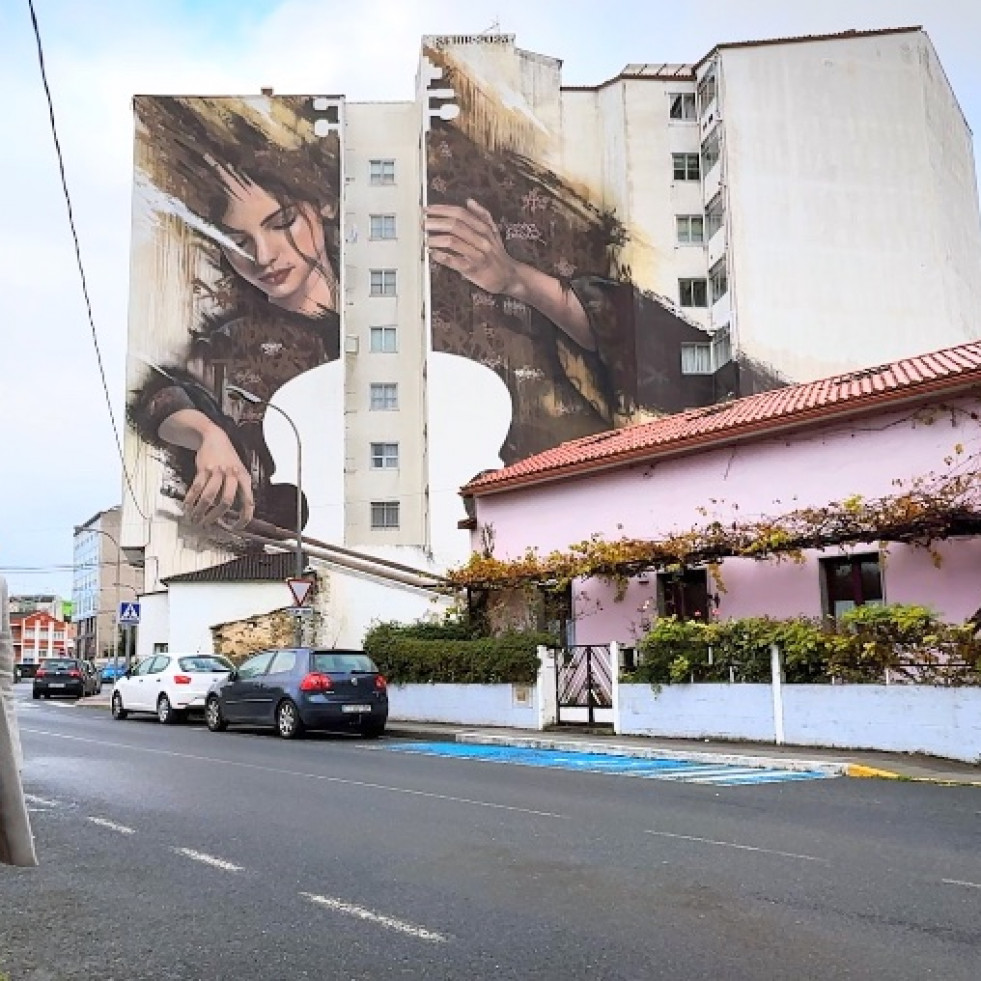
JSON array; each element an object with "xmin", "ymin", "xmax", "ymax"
[{"xmin": 384, "ymin": 742, "xmax": 833, "ymax": 786}]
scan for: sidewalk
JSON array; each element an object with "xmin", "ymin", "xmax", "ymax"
[{"xmin": 72, "ymin": 691, "xmax": 981, "ymax": 786}]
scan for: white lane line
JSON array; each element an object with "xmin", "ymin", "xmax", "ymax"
[
  {"xmin": 87, "ymin": 817, "xmax": 136, "ymax": 835},
  {"xmin": 645, "ymin": 829, "xmax": 828, "ymax": 863},
  {"xmin": 24, "ymin": 793, "xmax": 61, "ymax": 807},
  {"xmin": 21, "ymin": 728, "xmax": 569, "ymax": 820},
  {"xmin": 300, "ymin": 892, "xmax": 447, "ymax": 943},
  {"xmin": 942, "ymin": 878, "xmax": 981, "ymax": 890},
  {"xmin": 173, "ymin": 847, "xmax": 244, "ymax": 872}
]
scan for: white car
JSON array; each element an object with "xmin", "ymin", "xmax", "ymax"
[{"xmin": 111, "ymin": 653, "xmax": 235, "ymax": 724}]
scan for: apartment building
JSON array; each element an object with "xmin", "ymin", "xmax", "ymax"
[{"xmin": 120, "ymin": 27, "xmax": 981, "ymax": 629}]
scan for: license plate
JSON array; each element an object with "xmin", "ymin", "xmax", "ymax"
[
  {"xmin": 341, "ymin": 704, "xmax": 371, "ymax": 713},
  {"xmin": 50, "ymin": 682, "xmax": 65, "ymax": 688}
]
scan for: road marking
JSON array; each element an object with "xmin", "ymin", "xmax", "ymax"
[
  {"xmin": 644, "ymin": 830, "xmax": 828, "ymax": 863},
  {"xmin": 173, "ymin": 847, "xmax": 243, "ymax": 872},
  {"xmin": 87, "ymin": 817, "xmax": 136, "ymax": 835},
  {"xmin": 942, "ymin": 878, "xmax": 981, "ymax": 890},
  {"xmin": 24, "ymin": 793, "xmax": 60, "ymax": 807},
  {"xmin": 385, "ymin": 742, "xmax": 831, "ymax": 786},
  {"xmin": 300, "ymin": 892, "xmax": 447, "ymax": 943},
  {"xmin": 20, "ymin": 728, "xmax": 569, "ymax": 820}
]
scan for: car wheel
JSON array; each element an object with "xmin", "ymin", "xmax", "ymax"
[
  {"xmin": 360, "ymin": 721, "xmax": 386, "ymax": 739},
  {"xmin": 275, "ymin": 700, "xmax": 304, "ymax": 739},
  {"xmin": 205, "ymin": 696, "xmax": 227, "ymax": 733},
  {"xmin": 111, "ymin": 692, "xmax": 128, "ymax": 720},
  {"xmin": 157, "ymin": 694, "xmax": 177, "ymax": 725}
]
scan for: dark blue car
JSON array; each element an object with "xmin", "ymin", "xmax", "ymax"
[{"xmin": 204, "ymin": 648, "xmax": 388, "ymax": 739}]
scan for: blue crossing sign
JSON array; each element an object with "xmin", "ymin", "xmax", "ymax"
[{"xmin": 118, "ymin": 602, "xmax": 141, "ymax": 625}]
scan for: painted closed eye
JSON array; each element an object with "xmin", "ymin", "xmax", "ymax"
[{"xmin": 271, "ymin": 205, "xmax": 299, "ymax": 231}]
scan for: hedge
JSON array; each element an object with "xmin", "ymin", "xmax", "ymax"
[
  {"xmin": 632, "ymin": 605, "xmax": 981, "ymax": 686},
  {"xmin": 363, "ymin": 620, "xmax": 552, "ymax": 684}
]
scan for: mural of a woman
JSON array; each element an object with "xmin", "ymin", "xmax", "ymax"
[
  {"xmin": 423, "ymin": 42, "xmax": 718, "ymax": 464},
  {"xmin": 128, "ymin": 96, "xmax": 340, "ymax": 537}
]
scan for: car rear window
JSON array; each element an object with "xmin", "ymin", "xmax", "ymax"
[
  {"xmin": 177, "ymin": 656, "xmax": 234, "ymax": 673},
  {"xmin": 42, "ymin": 659, "xmax": 77, "ymax": 670},
  {"xmin": 310, "ymin": 652, "xmax": 378, "ymax": 674}
]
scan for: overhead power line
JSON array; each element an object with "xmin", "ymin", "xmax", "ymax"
[{"xmin": 26, "ymin": 0, "xmax": 147, "ymax": 520}]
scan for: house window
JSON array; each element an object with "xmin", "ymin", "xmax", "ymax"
[
  {"xmin": 369, "ymin": 269, "xmax": 397, "ymax": 296},
  {"xmin": 676, "ymin": 215, "xmax": 704, "ymax": 245},
  {"xmin": 370, "ymin": 501, "xmax": 400, "ymax": 529},
  {"xmin": 711, "ymin": 327, "xmax": 732, "ymax": 368},
  {"xmin": 697, "ymin": 71, "xmax": 717, "ymax": 112},
  {"xmin": 370, "ymin": 442, "xmax": 399, "ymax": 469},
  {"xmin": 701, "ymin": 131, "xmax": 721, "ymax": 174},
  {"xmin": 657, "ymin": 568, "xmax": 710, "ymax": 622},
  {"xmin": 822, "ymin": 555, "xmax": 883, "ymax": 618},
  {"xmin": 710, "ymin": 259, "xmax": 728, "ymax": 301},
  {"xmin": 539, "ymin": 584, "xmax": 574, "ymax": 648},
  {"xmin": 369, "ymin": 382, "xmax": 398, "ymax": 410},
  {"xmin": 369, "ymin": 159, "xmax": 395, "ymax": 185},
  {"xmin": 672, "ymin": 153, "xmax": 700, "ymax": 181},
  {"xmin": 705, "ymin": 193, "xmax": 725, "ymax": 239},
  {"xmin": 369, "ymin": 214, "xmax": 397, "ymax": 240},
  {"xmin": 679, "ymin": 278, "xmax": 708, "ymax": 307},
  {"xmin": 669, "ymin": 93, "xmax": 696, "ymax": 120},
  {"xmin": 370, "ymin": 326, "xmax": 398, "ymax": 353},
  {"xmin": 681, "ymin": 343, "xmax": 713, "ymax": 375}
]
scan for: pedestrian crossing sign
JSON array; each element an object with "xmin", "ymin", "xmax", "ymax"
[{"xmin": 118, "ymin": 602, "xmax": 141, "ymax": 625}]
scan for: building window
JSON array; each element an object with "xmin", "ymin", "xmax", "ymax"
[
  {"xmin": 369, "ymin": 326, "xmax": 398, "ymax": 353},
  {"xmin": 697, "ymin": 71, "xmax": 717, "ymax": 112},
  {"xmin": 657, "ymin": 568, "xmax": 710, "ymax": 621},
  {"xmin": 370, "ymin": 442, "xmax": 399, "ymax": 469},
  {"xmin": 711, "ymin": 327, "xmax": 732, "ymax": 368},
  {"xmin": 672, "ymin": 153, "xmax": 700, "ymax": 181},
  {"xmin": 369, "ymin": 269, "xmax": 397, "ymax": 296},
  {"xmin": 710, "ymin": 259, "xmax": 728, "ymax": 301},
  {"xmin": 369, "ymin": 382, "xmax": 398, "ymax": 410},
  {"xmin": 369, "ymin": 214, "xmax": 397, "ymax": 240},
  {"xmin": 370, "ymin": 501, "xmax": 400, "ymax": 529},
  {"xmin": 669, "ymin": 93, "xmax": 696, "ymax": 120},
  {"xmin": 676, "ymin": 215, "xmax": 704, "ymax": 245},
  {"xmin": 681, "ymin": 343, "xmax": 713, "ymax": 375},
  {"xmin": 679, "ymin": 278, "xmax": 708, "ymax": 307},
  {"xmin": 705, "ymin": 193, "xmax": 725, "ymax": 239},
  {"xmin": 369, "ymin": 159, "xmax": 395, "ymax": 185},
  {"xmin": 822, "ymin": 555, "xmax": 883, "ymax": 618},
  {"xmin": 701, "ymin": 131, "xmax": 721, "ymax": 174}
]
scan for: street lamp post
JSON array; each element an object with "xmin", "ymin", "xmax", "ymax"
[
  {"xmin": 73, "ymin": 525, "xmax": 122, "ymax": 680},
  {"xmin": 225, "ymin": 385, "xmax": 305, "ymax": 645}
]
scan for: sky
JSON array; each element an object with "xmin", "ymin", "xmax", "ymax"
[{"xmin": 1, "ymin": 0, "xmax": 979, "ymax": 599}]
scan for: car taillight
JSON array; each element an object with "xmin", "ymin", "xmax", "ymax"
[
  {"xmin": 375, "ymin": 675, "xmax": 387, "ymax": 691},
  {"xmin": 173, "ymin": 675, "xmax": 192, "ymax": 685},
  {"xmin": 36, "ymin": 667, "xmax": 46, "ymax": 677},
  {"xmin": 299, "ymin": 672, "xmax": 333, "ymax": 692},
  {"xmin": 69, "ymin": 669, "xmax": 82, "ymax": 678}
]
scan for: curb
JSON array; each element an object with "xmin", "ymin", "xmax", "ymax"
[
  {"xmin": 455, "ymin": 732, "xmax": 849, "ymax": 776},
  {"xmin": 845, "ymin": 764, "xmax": 903, "ymax": 780}
]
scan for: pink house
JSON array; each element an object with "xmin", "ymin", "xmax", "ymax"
[{"xmin": 461, "ymin": 342, "xmax": 981, "ymax": 646}]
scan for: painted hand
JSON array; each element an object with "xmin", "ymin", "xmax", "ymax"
[
  {"xmin": 183, "ymin": 427, "xmax": 255, "ymax": 530},
  {"xmin": 425, "ymin": 199, "xmax": 518, "ymax": 295}
]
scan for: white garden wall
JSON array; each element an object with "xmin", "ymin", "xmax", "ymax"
[{"xmin": 388, "ymin": 683, "xmax": 538, "ymax": 728}]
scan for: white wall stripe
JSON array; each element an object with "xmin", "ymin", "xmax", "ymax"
[{"xmin": 300, "ymin": 892, "xmax": 448, "ymax": 943}]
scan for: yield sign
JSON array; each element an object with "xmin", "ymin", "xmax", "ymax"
[{"xmin": 286, "ymin": 578, "xmax": 315, "ymax": 607}]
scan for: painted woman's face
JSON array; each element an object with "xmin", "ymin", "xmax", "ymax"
[{"xmin": 218, "ymin": 177, "xmax": 331, "ymax": 313}]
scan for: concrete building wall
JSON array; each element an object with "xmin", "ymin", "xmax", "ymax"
[{"xmin": 715, "ymin": 30, "xmax": 981, "ymax": 381}]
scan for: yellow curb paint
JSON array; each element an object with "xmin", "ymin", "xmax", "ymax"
[{"xmin": 845, "ymin": 764, "xmax": 901, "ymax": 780}]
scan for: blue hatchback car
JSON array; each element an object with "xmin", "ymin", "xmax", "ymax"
[
  {"xmin": 101, "ymin": 661, "xmax": 127, "ymax": 683},
  {"xmin": 204, "ymin": 648, "xmax": 388, "ymax": 739}
]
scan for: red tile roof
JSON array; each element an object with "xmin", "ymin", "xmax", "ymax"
[{"xmin": 464, "ymin": 341, "xmax": 981, "ymax": 495}]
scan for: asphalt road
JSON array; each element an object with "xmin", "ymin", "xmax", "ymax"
[{"xmin": 2, "ymin": 688, "xmax": 979, "ymax": 981}]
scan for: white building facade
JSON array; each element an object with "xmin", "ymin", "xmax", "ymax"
[{"xmin": 120, "ymin": 28, "xmax": 981, "ymax": 652}]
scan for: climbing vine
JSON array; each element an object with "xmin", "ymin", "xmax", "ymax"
[{"xmin": 447, "ymin": 451, "xmax": 981, "ymax": 592}]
